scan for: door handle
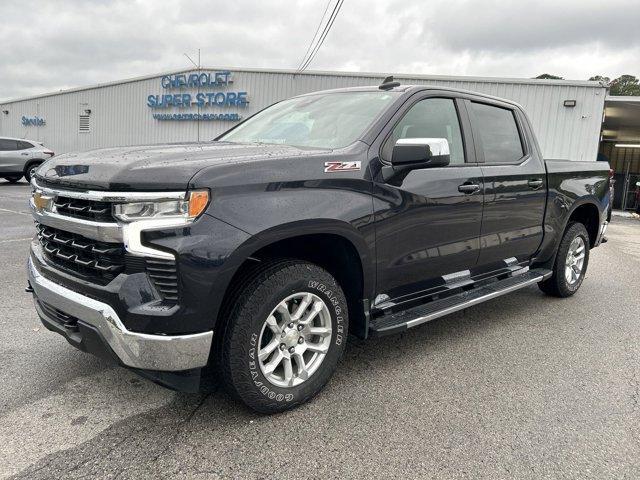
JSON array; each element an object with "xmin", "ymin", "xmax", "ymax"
[
  {"xmin": 527, "ymin": 179, "xmax": 543, "ymax": 189},
  {"xmin": 21, "ymin": 152, "xmax": 29, "ymax": 156},
  {"xmin": 458, "ymin": 183, "xmax": 480, "ymax": 194}
]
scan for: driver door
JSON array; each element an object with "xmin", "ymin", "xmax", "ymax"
[{"xmin": 371, "ymin": 95, "xmax": 484, "ymax": 304}]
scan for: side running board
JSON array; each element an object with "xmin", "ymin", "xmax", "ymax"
[{"xmin": 369, "ymin": 268, "xmax": 552, "ymax": 336}]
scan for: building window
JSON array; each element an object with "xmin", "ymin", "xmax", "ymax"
[{"xmin": 79, "ymin": 114, "xmax": 91, "ymax": 133}]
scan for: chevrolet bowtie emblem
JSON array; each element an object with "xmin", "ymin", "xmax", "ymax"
[{"xmin": 32, "ymin": 191, "xmax": 53, "ymax": 212}]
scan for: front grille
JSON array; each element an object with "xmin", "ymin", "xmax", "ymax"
[
  {"xmin": 36, "ymin": 223, "xmax": 125, "ymax": 284},
  {"xmin": 36, "ymin": 222, "xmax": 180, "ymax": 303},
  {"xmin": 53, "ymin": 196, "xmax": 115, "ymax": 223}
]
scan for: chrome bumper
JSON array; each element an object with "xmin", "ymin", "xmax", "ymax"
[{"xmin": 28, "ymin": 257, "xmax": 213, "ymax": 371}]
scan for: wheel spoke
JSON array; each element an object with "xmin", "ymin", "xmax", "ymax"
[
  {"xmin": 265, "ymin": 315, "xmax": 280, "ymax": 334},
  {"xmin": 308, "ymin": 326, "xmax": 331, "ymax": 337},
  {"xmin": 258, "ymin": 338, "xmax": 280, "ymax": 361},
  {"xmin": 263, "ymin": 350, "xmax": 284, "ymax": 375},
  {"xmin": 305, "ymin": 343, "xmax": 329, "ymax": 354},
  {"xmin": 572, "ymin": 264, "xmax": 581, "ymax": 275},
  {"xmin": 283, "ymin": 357, "xmax": 294, "ymax": 386},
  {"xmin": 276, "ymin": 302, "xmax": 292, "ymax": 323},
  {"xmin": 299, "ymin": 301, "xmax": 324, "ymax": 326},
  {"xmin": 293, "ymin": 353, "xmax": 309, "ymax": 380},
  {"xmin": 292, "ymin": 293, "xmax": 312, "ymax": 320}
]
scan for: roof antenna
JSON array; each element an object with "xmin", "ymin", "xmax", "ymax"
[{"xmin": 379, "ymin": 75, "xmax": 400, "ymax": 90}]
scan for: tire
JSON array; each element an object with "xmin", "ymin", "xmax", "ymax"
[
  {"xmin": 538, "ymin": 222, "xmax": 590, "ymax": 297},
  {"xmin": 24, "ymin": 161, "xmax": 42, "ymax": 183},
  {"xmin": 3, "ymin": 176, "xmax": 22, "ymax": 184},
  {"xmin": 217, "ymin": 259, "xmax": 348, "ymax": 413}
]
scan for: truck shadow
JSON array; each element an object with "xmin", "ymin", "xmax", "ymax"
[{"xmin": 12, "ymin": 286, "xmax": 559, "ymax": 478}]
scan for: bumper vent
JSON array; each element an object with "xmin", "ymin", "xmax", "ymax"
[
  {"xmin": 38, "ymin": 300, "xmax": 79, "ymax": 332},
  {"xmin": 146, "ymin": 259, "xmax": 179, "ymax": 302},
  {"xmin": 36, "ymin": 223, "xmax": 125, "ymax": 284},
  {"xmin": 54, "ymin": 196, "xmax": 115, "ymax": 223}
]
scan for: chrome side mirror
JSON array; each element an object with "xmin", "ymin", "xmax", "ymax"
[{"xmin": 391, "ymin": 138, "xmax": 450, "ymax": 167}]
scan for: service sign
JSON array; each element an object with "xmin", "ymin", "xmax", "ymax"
[
  {"xmin": 147, "ymin": 70, "xmax": 247, "ymax": 122},
  {"xmin": 22, "ymin": 116, "xmax": 46, "ymax": 126}
]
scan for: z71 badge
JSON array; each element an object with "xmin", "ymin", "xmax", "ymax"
[{"xmin": 324, "ymin": 161, "xmax": 361, "ymax": 173}]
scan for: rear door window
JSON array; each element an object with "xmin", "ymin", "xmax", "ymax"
[
  {"xmin": 470, "ymin": 102, "xmax": 524, "ymax": 163},
  {"xmin": 17, "ymin": 141, "xmax": 33, "ymax": 150},
  {"xmin": 0, "ymin": 139, "xmax": 18, "ymax": 151}
]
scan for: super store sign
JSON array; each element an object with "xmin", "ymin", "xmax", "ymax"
[{"xmin": 147, "ymin": 71, "xmax": 247, "ymax": 121}]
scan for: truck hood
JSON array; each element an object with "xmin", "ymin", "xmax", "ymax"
[{"xmin": 36, "ymin": 141, "xmax": 327, "ymax": 191}]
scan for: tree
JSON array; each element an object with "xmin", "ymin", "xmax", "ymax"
[
  {"xmin": 534, "ymin": 74, "xmax": 564, "ymax": 80},
  {"xmin": 609, "ymin": 75, "xmax": 640, "ymax": 96},
  {"xmin": 589, "ymin": 75, "xmax": 610, "ymax": 84}
]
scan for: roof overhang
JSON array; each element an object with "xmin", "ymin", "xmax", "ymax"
[
  {"xmin": 0, "ymin": 66, "xmax": 607, "ymax": 105},
  {"xmin": 602, "ymin": 96, "xmax": 640, "ymax": 144}
]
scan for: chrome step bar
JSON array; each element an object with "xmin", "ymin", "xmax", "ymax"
[{"xmin": 369, "ymin": 268, "xmax": 552, "ymax": 336}]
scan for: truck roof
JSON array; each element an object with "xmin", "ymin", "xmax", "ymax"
[{"xmin": 295, "ymin": 84, "xmax": 525, "ymax": 110}]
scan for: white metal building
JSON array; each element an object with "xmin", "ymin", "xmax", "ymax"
[{"xmin": 0, "ymin": 67, "xmax": 607, "ymax": 161}]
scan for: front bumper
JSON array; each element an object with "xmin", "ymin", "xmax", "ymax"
[{"xmin": 28, "ymin": 256, "xmax": 213, "ymax": 372}]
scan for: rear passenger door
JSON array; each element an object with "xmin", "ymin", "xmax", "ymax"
[
  {"xmin": 467, "ymin": 100, "xmax": 546, "ymax": 268},
  {"xmin": 0, "ymin": 139, "xmax": 21, "ymax": 171}
]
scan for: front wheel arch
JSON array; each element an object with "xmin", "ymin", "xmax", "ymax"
[{"xmin": 24, "ymin": 159, "xmax": 45, "ymax": 182}]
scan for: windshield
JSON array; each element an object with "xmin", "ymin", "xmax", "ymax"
[{"xmin": 219, "ymin": 91, "xmax": 399, "ymax": 149}]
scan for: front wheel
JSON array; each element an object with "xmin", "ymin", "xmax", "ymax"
[
  {"xmin": 538, "ymin": 222, "xmax": 590, "ymax": 297},
  {"xmin": 217, "ymin": 260, "xmax": 348, "ymax": 413}
]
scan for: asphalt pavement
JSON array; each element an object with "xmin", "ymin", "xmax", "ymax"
[{"xmin": 0, "ymin": 179, "xmax": 638, "ymax": 479}]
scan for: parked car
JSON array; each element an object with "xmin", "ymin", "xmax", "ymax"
[
  {"xmin": 0, "ymin": 137, "xmax": 54, "ymax": 183},
  {"xmin": 26, "ymin": 81, "xmax": 611, "ymax": 413}
]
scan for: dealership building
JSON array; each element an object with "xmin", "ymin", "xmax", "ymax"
[{"xmin": 0, "ymin": 67, "xmax": 638, "ymax": 208}]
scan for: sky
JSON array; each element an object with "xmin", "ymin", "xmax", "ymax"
[{"xmin": 1, "ymin": 0, "xmax": 639, "ymax": 101}]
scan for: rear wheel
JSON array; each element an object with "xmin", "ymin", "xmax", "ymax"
[
  {"xmin": 217, "ymin": 260, "xmax": 348, "ymax": 413},
  {"xmin": 3, "ymin": 175, "xmax": 22, "ymax": 184},
  {"xmin": 538, "ymin": 222, "xmax": 590, "ymax": 297}
]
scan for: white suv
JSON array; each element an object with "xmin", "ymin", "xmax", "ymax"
[{"xmin": 0, "ymin": 137, "xmax": 55, "ymax": 184}]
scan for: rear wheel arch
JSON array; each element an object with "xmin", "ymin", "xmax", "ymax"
[{"xmin": 566, "ymin": 201, "xmax": 601, "ymax": 247}]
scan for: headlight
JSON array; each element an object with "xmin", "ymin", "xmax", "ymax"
[{"xmin": 112, "ymin": 190, "xmax": 209, "ymax": 223}]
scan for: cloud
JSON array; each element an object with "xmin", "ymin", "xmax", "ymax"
[{"xmin": 1, "ymin": 0, "xmax": 638, "ymax": 101}]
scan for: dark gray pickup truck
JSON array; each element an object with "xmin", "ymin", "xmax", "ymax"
[{"xmin": 27, "ymin": 79, "xmax": 611, "ymax": 412}]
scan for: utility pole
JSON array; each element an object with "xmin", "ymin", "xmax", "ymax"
[{"xmin": 184, "ymin": 49, "xmax": 202, "ymax": 142}]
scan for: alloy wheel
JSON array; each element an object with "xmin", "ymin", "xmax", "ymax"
[
  {"xmin": 565, "ymin": 236, "xmax": 586, "ymax": 285},
  {"xmin": 257, "ymin": 292, "xmax": 332, "ymax": 388}
]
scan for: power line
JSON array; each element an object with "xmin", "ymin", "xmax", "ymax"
[
  {"xmin": 298, "ymin": 0, "xmax": 344, "ymax": 72},
  {"xmin": 296, "ymin": 0, "xmax": 332, "ymax": 71},
  {"xmin": 299, "ymin": 0, "xmax": 343, "ymax": 71}
]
